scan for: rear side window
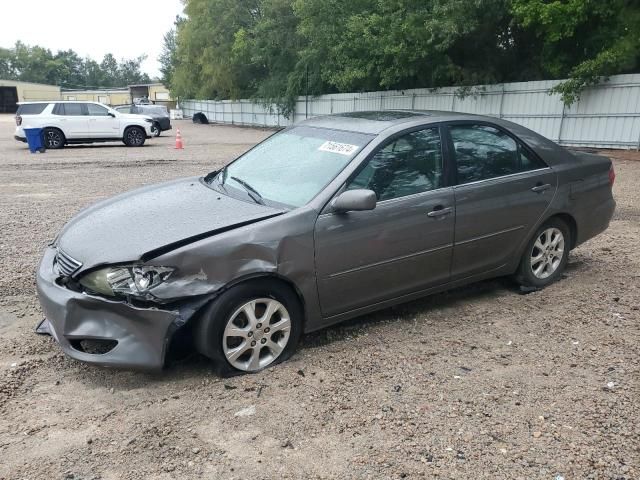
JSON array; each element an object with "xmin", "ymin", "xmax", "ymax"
[
  {"xmin": 450, "ymin": 124, "xmax": 546, "ymax": 184},
  {"xmin": 17, "ymin": 103, "xmax": 47, "ymax": 115},
  {"xmin": 54, "ymin": 103, "xmax": 86, "ymax": 116}
]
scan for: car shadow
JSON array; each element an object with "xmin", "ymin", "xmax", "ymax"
[
  {"xmin": 72, "ymin": 264, "xmax": 583, "ymax": 388},
  {"xmin": 61, "ymin": 143, "xmax": 159, "ymax": 150},
  {"xmin": 301, "ymin": 277, "xmax": 513, "ymax": 351}
]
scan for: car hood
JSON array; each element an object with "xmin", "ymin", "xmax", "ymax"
[
  {"xmin": 119, "ymin": 113, "xmax": 153, "ymax": 122},
  {"xmin": 56, "ymin": 177, "xmax": 284, "ymax": 269}
]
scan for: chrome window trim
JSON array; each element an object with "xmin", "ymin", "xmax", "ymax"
[{"xmin": 453, "ymin": 167, "xmax": 552, "ymax": 189}]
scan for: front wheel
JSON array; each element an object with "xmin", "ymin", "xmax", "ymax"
[
  {"xmin": 195, "ymin": 280, "xmax": 303, "ymax": 374},
  {"xmin": 515, "ymin": 218, "xmax": 571, "ymax": 288},
  {"xmin": 123, "ymin": 126, "xmax": 146, "ymax": 147},
  {"xmin": 152, "ymin": 122, "xmax": 161, "ymax": 137}
]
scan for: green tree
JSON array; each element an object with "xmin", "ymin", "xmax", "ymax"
[
  {"xmin": 172, "ymin": 0, "xmax": 263, "ymax": 99},
  {"xmin": 160, "ymin": 16, "xmax": 185, "ymax": 88},
  {"xmin": 100, "ymin": 53, "xmax": 121, "ymax": 87},
  {"xmin": 512, "ymin": 0, "xmax": 640, "ymax": 104},
  {"xmin": 0, "ymin": 47, "xmax": 16, "ymax": 79},
  {"xmin": 119, "ymin": 56, "xmax": 151, "ymax": 85},
  {"xmin": 164, "ymin": 0, "xmax": 640, "ymax": 111},
  {"xmin": 231, "ymin": 0, "xmax": 303, "ymax": 114}
]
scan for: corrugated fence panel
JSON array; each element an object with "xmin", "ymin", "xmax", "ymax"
[{"xmin": 182, "ymin": 73, "xmax": 640, "ymax": 148}]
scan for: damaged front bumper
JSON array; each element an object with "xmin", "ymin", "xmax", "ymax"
[{"xmin": 36, "ymin": 247, "xmax": 193, "ymax": 370}]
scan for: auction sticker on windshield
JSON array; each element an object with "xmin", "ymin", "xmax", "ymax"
[{"xmin": 318, "ymin": 141, "xmax": 359, "ymax": 156}]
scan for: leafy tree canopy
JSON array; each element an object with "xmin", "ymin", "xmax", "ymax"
[
  {"xmin": 0, "ymin": 42, "xmax": 151, "ymax": 88},
  {"xmin": 164, "ymin": 0, "xmax": 640, "ymax": 113}
]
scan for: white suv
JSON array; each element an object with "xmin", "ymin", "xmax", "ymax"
[{"xmin": 15, "ymin": 101, "xmax": 155, "ymax": 148}]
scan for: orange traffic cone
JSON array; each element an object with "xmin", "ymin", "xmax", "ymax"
[{"xmin": 174, "ymin": 129, "xmax": 184, "ymax": 149}]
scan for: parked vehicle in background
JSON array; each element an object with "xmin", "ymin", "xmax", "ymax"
[
  {"xmin": 35, "ymin": 111, "xmax": 615, "ymax": 373},
  {"xmin": 133, "ymin": 97, "xmax": 151, "ymax": 105},
  {"xmin": 113, "ymin": 104, "xmax": 172, "ymax": 137},
  {"xmin": 15, "ymin": 101, "xmax": 154, "ymax": 148}
]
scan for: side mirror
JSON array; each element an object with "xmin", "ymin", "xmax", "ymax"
[
  {"xmin": 108, "ymin": 112, "xmax": 116, "ymax": 117},
  {"xmin": 331, "ymin": 189, "xmax": 377, "ymax": 213}
]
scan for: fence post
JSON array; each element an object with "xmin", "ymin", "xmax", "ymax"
[
  {"xmin": 380, "ymin": 94, "xmax": 384, "ymax": 111},
  {"xmin": 330, "ymin": 98, "xmax": 334, "ymax": 114},
  {"xmin": 411, "ymin": 93, "xmax": 416, "ymax": 110},
  {"xmin": 353, "ymin": 95, "xmax": 356, "ymax": 112},
  {"xmin": 499, "ymin": 84, "xmax": 505, "ymax": 119},
  {"xmin": 239, "ymin": 100, "xmax": 243, "ymax": 126},
  {"xmin": 557, "ymin": 103, "xmax": 566, "ymax": 144},
  {"xmin": 450, "ymin": 92, "xmax": 456, "ymax": 111}
]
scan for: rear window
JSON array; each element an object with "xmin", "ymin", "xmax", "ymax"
[{"xmin": 17, "ymin": 103, "xmax": 48, "ymax": 115}]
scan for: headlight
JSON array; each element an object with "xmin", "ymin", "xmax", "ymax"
[{"xmin": 79, "ymin": 265, "xmax": 174, "ymax": 299}]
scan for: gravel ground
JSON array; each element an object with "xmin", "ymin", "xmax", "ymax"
[{"xmin": 0, "ymin": 116, "xmax": 638, "ymax": 480}]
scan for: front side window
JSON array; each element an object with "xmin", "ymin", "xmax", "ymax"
[
  {"xmin": 347, "ymin": 127, "xmax": 443, "ymax": 201},
  {"xmin": 213, "ymin": 126, "xmax": 373, "ymax": 208},
  {"xmin": 87, "ymin": 103, "xmax": 109, "ymax": 116},
  {"xmin": 450, "ymin": 124, "xmax": 546, "ymax": 184}
]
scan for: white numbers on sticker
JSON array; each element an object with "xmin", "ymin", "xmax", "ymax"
[{"xmin": 318, "ymin": 141, "xmax": 359, "ymax": 156}]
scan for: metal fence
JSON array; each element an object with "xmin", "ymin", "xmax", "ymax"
[{"xmin": 182, "ymin": 73, "xmax": 640, "ymax": 149}]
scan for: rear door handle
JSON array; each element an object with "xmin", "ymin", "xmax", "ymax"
[
  {"xmin": 427, "ymin": 206, "xmax": 453, "ymax": 218},
  {"xmin": 531, "ymin": 183, "xmax": 551, "ymax": 193}
]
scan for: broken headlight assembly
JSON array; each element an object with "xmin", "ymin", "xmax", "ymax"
[{"xmin": 78, "ymin": 266, "xmax": 175, "ymax": 300}]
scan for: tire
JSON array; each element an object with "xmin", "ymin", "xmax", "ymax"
[
  {"xmin": 43, "ymin": 128, "xmax": 65, "ymax": 149},
  {"xmin": 515, "ymin": 217, "xmax": 571, "ymax": 288},
  {"xmin": 152, "ymin": 122, "xmax": 161, "ymax": 137},
  {"xmin": 192, "ymin": 112, "xmax": 208, "ymax": 124},
  {"xmin": 195, "ymin": 279, "xmax": 303, "ymax": 374},
  {"xmin": 123, "ymin": 126, "xmax": 146, "ymax": 147}
]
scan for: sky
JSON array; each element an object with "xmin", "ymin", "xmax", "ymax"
[{"xmin": 0, "ymin": 0, "xmax": 184, "ymax": 78}]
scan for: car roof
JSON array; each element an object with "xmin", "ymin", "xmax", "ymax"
[{"xmin": 299, "ymin": 110, "xmax": 490, "ymax": 134}]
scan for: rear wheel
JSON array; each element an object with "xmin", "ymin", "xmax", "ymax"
[
  {"xmin": 43, "ymin": 128, "xmax": 65, "ymax": 149},
  {"xmin": 123, "ymin": 126, "xmax": 146, "ymax": 147},
  {"xmin": 195, "ymin": 279, "xmax": 303, "ymax": 374},
  {"xmin": 515, "ymin": 218, "xmax": 571, "ymax": 288}
]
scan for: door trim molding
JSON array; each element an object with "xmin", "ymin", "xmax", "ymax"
[
  {"xmin": 455, "ymin": 224, "xmax": 525, "ymax": 246},
  {"xmin": 327, "ymin": 243, "xmax": 452, "ymax": 278}
]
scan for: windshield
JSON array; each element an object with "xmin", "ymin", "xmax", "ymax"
[{"xmin": 214, "ymin": 126, "xmax": 373, "ymax": 207}]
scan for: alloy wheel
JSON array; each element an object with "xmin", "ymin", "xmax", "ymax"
[
  {"xmin": 45, "ymin": 129, "xmax": 62, "ymax": 148},
  {"xmin": 127, "ymin": 128, "xmax": 144, "ymax": 146},
  {"xmin": 222, "ymin": 298, "xmax": 291, "ymax": 372},
  {"xmin": 530, "ymin": 227, "xmax": 565, "ymax": 279}
]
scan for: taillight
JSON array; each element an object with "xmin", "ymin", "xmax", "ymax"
[
  {"xmin": 608, "ymin": 164, "xmax": 615, "ymax": 188},
  {"xmin": 16, "ymin": 115, "xmax": 22, "ymax": 126}
]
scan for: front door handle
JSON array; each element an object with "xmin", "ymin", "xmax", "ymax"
[
  {"xmin": 531, "ymin": 183, "xmax": 551, "ymax": 193},
  {"xmin": 427, "ymin": 206, "xmax": 453, "ymax": 218}
]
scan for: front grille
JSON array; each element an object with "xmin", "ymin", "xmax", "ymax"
[{"xmin": 55, "ymin": 249, "xmax": 82, "ymax": 277}]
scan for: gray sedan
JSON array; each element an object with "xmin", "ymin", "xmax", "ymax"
[{"xmin": 36, "ymin": 111, "xmax": 616, "ymax": 373}]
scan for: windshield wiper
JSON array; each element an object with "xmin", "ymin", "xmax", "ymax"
[{"xmin": 229, "ymin": 176, "xmax": 265, "ymax": 205}]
